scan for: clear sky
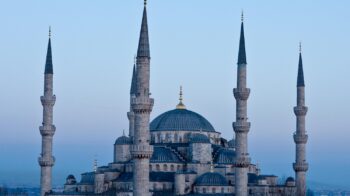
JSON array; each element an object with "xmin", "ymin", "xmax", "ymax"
[{"xmin": 0, "ymin": 0, "xmax": 349, "ymax": 189}]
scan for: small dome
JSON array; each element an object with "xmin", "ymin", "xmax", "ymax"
[
  {"xmin": 286, "ymin": 177, "xmax": 295, "ymax": 182},
  {"xmin": 190, "ymin": 133, "xmax": 210, "ymax": 143},
  {"xmin": 228, "ymin": 139, "xmax": 235, "ymax": 148},
  {"xmin": 115, "ymin": 136, "xmax": 132, "ymax": 145},
  {"xmin": 195, "ymin": 172, "xmax": 228, "ymax": 186},
  {"xmin": 65, "ymin": 174, "xmax": 76, "ymax": 185},
  {"xmin": 151, "ymin": 146, "xmax": 183, "ymax": 163},
  {"xmin": 214, "ymin": 148, "xmax": 236, "ymax": 164},
  {"xmin": 150, "ymin": 109, "xmax": 215, "ymax": 132}
]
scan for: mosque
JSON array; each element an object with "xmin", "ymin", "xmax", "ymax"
[{"xmin": 38, "ymin": 1, "xmax": 309, "ymax": 196}]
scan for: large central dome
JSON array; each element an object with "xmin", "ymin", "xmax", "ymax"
[{"xmin": 150, "ymin": 109, "xmax": 215, "ymax": 132}]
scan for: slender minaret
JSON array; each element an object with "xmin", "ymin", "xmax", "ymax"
[
  {"xmin": 233, "ymin": 14, "xmax": 251, "ymax": 196},
  {"xmin": 130, "ymin": 1, "xmax": 154, "ymax": 196},
  {"xmin": 38, "ymin": 28, "xmax": 56, "ymax": 196},
  {"xmin": 293, "ymin": 43, "xmax": 309, "ymax": 196},
  {"xmin": 127, "ymin": 59, "xmax": 137, "ymax": 140}
]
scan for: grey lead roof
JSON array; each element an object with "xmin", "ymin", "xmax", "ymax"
[
  {"xmin": 151, "ymin": 146, "xmax": 184, "ymax": 163},
  {"xmin": 44, "ymin": 38, "xmax": 53, "ymax": 74},
  {"xmin": 115, "ymin": 135, "xmax": 132, "ymax": 145},
  {"xmin": 150, "ymin": 109, "xmax": 215, "ymax": 132},
  {"xmin": 237, "ymin": 21, "xmax": 247, "ymax": 65},
  {"xmin": 130, "ymin": 64, "xmax": 137, "ymax": 95},
  {"xmin": 297, "ymin": 53, "xmax": 305, "ymax": 87},
  {"xmin": 213, "ymin": 148, "xmax": 236, "ymax": 164},
  {"xmin": 194, "ymin": 172, "xmax": 229, "ymax": 186},
  {"xmin": 190, "ymin": 133, "xmax": 210, "ymax": 143},
  {"xmin": 137, "ymin": 5, "xmax": 150, "ymax": 58}
]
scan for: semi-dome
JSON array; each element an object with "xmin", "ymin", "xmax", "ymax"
[
  {"xmin": 195, "ymin": 172, "xmax": 228, "ymax": 186},
  {"xmin": 228, "ymin": 139, "xmax": 235, "ymax": 148},
  {"xmin": 151, "ymin": 146, "xmax": 184, "ymax": 163},
  {"xmin": 115, "ymin": 135, "xmax": 132, "ymax": 145},
  {"xmin": 213, "ymin": 148, "xmax": 236, "ymax": 164},
  {"xmin": 150, "ymin": 109, "xmax": 215, "ymax": 132},
  {"xmin": 190, "ymin": 133, "xmax": 210, "ymax": 143}
]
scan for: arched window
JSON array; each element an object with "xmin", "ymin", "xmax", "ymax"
[
  {"xmin": 156, "ymin": 164, "xmax": 160, "ymax": 171},
  {"xmin": 163, "ymin": 184, "xmax": 166, "ymax": 190},
  {"xmin": 203, "ymin": 188, "xmax": 206, "ymax": 193},
  {"xmin": 170, "ymin": 164, "xmax": 175, "ymax": 171},
  {"xmin": 163, "ymin": 164, "xmax": 168, "ymax": 171},
  {"xmin": 212, "ymin": 187, "xmax": 216, "ymax": 193},
  {"xmin": 177, "ymin": 165, "xmax": 181, "ymax": 171},
  {"xmin": 149, "ymin": 164, "xmax": 152, "ymax": 171},
  {"xmin": 221, "ymin": 187, "xmax": 224, "ymax": 193}
]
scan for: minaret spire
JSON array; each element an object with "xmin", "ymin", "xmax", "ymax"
[
  {"xmin": 137, "ymin": 1, "xmax": 150, "ymax": 58},
  {"xmin": 39, "ymin": 28, "xmax": 56, "ymax": 196},
  {"xmin": 233, "ymin": 14, "xmax": 251, "ymax": 196},
  {"xmin": 293, "ymin": 44, "xmax": 309, "ymax": 195},
  {"xmin": 297, "ymin": 42, "xmax": 305, "ymax": 87},
  {"xmin": 130, "ymin": 1, "xmax": 154, "ymax": 196},
  {"xmin": 128, "ymin": 58, "xmax": 137, "ymax": 140},
  {"xmin": 45, "ymin": 28, "xmax": 53, "ymax": 74},
  {"xmin": 237, "ymin": 15, "xmax": 247, "ymax": 65}
]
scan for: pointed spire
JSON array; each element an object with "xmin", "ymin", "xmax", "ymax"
[
  {"xmin": 176, "ymin": 86, "xmax": 186, "ymax": 109},
  {"xmin": 137, "ymin": 2, "xmax": 150, "ymax": 58},
  {"xmin": 45, "ymin": 27, "xmax": 53, "ymax": 74},
  {"xmin": 237, "ymin": 13, "xmax": 247, "ymax": 65},
  {"xmin": 130, "ymin": 59, "xmax": 137, "ymax": 95},
  {"xmin": 297, "ymin": 42, "xmax": 305, "ymax": 87}
]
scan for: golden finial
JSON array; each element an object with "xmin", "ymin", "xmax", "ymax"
[
  {"xmin": 241, "ymin": 10, "xmax": 244, "ymax": 22},
  {"xmin": 176, "ymin": 86, "xmax": 186, "ymax": 109},
  {"xmin": 299, "ymin": 42, "xmax": 302, "ymax": 53},
  {"xmin": 144, "ymin": 0, "xmax": 147, "ymax": 6},
  {"xmin": 49, "ymin": 26, "xmax": 51, "ymax": 38}
]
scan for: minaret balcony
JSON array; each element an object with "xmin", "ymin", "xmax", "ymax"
[
  {"xmin": 131, "ymin": 97, "xmax": 154, "ymax": 113},
  {"xmin": 293, "ymin": 133, "xmax": 308, "ymax": 144},
  {"xmin": 234, "ymin": 155, "xmax": 251, "ymax": 168},
  {"xmin": 127, "ymin": 111, "xmax": 134, "ymax": 119},
  {"xmin": 38, "ymin": 156, "xmax": 55, "ymax": 167},
  {"xmin": 233, "ymin": 121, "xmax": 250, "ymax": 133},
  {"xmin": 293, "ymin": 106, "xmax": 308, "ymax": 116},
  {"xmin": 39, "ymin": 125, "xmax": 56, "ymax": 136},
  {"xmin": 293, "ymin": 162, "xmax": 308, "ymax": 172},
  {"xmin": 130, "ymin": 144, "xmax": 154, "ymax": 158},
  {"xmin": 233, "ymin": 88, "xmax": 250, "ymax": 100},
  {"xmin": 40, "ymin": 95, "xmax": 56, "ymax": 106}
]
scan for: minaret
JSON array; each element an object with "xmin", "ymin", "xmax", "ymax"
[
  {"xmin": 130, "ymin": 1, "xmax": 154, "ymax": 196},
  {"xmin": 127, "ymin": 59, "xmax": 137, "ymax": 140},
  {"xmin": 233, "ymin": 13, "xmax": 251, "ymax": 196},
  {"xmin": 38, "ymin": 28, "xmax": 56, "ymax": 196},
  {"xmin": 293, "ymin": 43, "xmax": 309, "ymax": 196}
]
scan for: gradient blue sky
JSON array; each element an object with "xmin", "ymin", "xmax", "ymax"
[{"xmin": 0, "ymin": 0, "xmax": 349, "ymax": 189}]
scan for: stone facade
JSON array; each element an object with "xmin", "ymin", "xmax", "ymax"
[{"xmin": 42, "ymin": 2, "xmax": 308, "ymax": 196}]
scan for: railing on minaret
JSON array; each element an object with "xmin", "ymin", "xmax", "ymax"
[
  {"xmin": 233, "ymin": 13, "xmax": 251, "ymax": 196},
  {"xmin": 293, "ymin": 43, "xmax": 309, "ymax": 196},
  {"xmin": 130, "ymin": 1, "xmax": 154, "ymax": 195},
  {"xmin": 38, "ymin": 27, "xmax": 56, "ymax": 196}
]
